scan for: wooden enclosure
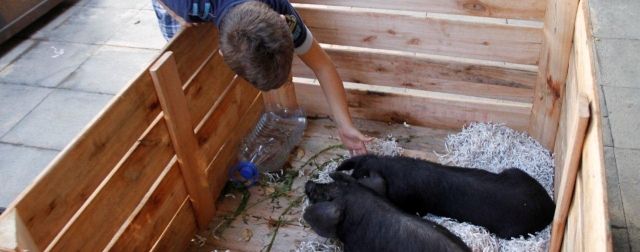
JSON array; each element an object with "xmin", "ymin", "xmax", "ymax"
[{"xmin": 0, "ymin": 0, "xmax": 610, "ymax": 251}]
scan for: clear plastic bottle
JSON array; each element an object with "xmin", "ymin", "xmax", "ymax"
[{"xmin": 229, "ymin": 80, "xmax": 307, "ymax": 186}]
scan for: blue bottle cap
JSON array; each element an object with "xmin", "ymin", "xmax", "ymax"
[{"xmin": 230, "ymin": 161, "xmax": 259, "ymax": 187}]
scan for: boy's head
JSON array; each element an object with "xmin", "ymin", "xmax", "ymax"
[{"xmin": 219, "ymin": 1, "xmax": 294, "ymax": 91}]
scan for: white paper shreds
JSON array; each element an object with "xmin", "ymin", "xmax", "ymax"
[{"xmin": 297, "ymin": 123, "xmax": 554, "ymax": 251}]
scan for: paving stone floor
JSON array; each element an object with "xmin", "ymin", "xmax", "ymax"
[{"xmin": 0, "ymin": 0, "xmax": 166, "ymax": 207}]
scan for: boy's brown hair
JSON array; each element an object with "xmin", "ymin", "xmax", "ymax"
[{"xmin": 219, "ymin": 1, "xmax": 294, "ymax": 91}]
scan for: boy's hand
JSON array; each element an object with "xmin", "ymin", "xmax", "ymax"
[{"xmin": 338, "ymin": 126, "xmax": 373, "ymax": 156}]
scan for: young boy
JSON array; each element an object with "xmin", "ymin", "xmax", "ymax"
[{"xmin": 152, "ymin": 0, "xmax": 371, "ymax": 155}]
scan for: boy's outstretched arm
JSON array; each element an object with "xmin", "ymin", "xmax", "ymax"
[{"xmin": 298, "ymin": 40, "xmax": 373, "ymax": 155}]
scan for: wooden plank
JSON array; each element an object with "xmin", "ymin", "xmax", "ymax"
[
  {"xmin": 107, "ymin": 161, "xmax": 188, "ymax": 251},
  {"xmin": 196, "ymin": 78, "xmax": 261, "ymax": 164},
  {"xmin": 552, "ymin": 54, "xmax": 576, "ymax": 195},
  {"xmin": 296, "ymin": 6, "xmax": 543, "ymax": 65},
  {"xmin": 549, "ymin": 94, "xmax": 590, "ymax": 252},
  {"xmin": 571, "ymin": 0, "xmax": 612, "ymax": 250},
  {"xmin": 292, "ymin": 46, "xmax": 537, "ymax": 102},
  {"xmin": 294, "ymin": 80, "xmax": 531, "ymax": 131},
  {"xmin": 528, "ymin": 0, "xmax": 580, "ymax": 149},
  {"xmin": 107, "ymin": 82, "xmax": 261, "ymax": 251},
  {"xmin": 560, "ymin": 0, "xmax": 611, "ymax": 250},
  {"xmin": 9, "ymin": 24, "xmax": 219, "ymax": 249},
  {"xmin": 46, "ymin": 115, "xmax": 175, "ymax": 251},
  {"xmin": 0, "ymin": 208, "xmax": 39, "ymax": 252},
  {"xmin": 290, "ymin": 0, "xmax": 546, "ymax": 20},
  {"xmin": 206, "ymin": 94, "xmax": 264, "ymax": 199},
  {"xmin": 150, "ymin": 199, "xmax": 198, "ymax": 252},
  {"xmin": 563, "ymin": 172, "xmax": 584, "ymax": 251},
  {"xmin": 150, "ymin": 52, "xmax": 215, "ymax": 228}
]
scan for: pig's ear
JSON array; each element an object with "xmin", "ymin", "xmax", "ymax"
[
  {"xmin": 336, "ymin": 158, "xmax": 358, "ymax": 171},
  {"xmin": 303, "ymin": 201, "xmax": 343, "ymax": 238},
  {"xmin": 329, "ymin": 172, "xmax": 355, "ymax": 184},
  {"xmin": 337, "ymin": 155, "xmax": 376, "ymax": 179},
  {"xmin": 358, "ymin": 171, "xmax": 386, "ymax": 196},
  {"xmin": 336, "ymin": 155, "xmax": 372, "ymax": 171}
]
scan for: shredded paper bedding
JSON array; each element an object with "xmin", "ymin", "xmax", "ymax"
[{"xmin": 296, "ymin": 123, "xmax": 554, "ymax": 252}]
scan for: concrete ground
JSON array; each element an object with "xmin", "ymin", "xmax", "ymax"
[
  {"xmin": 0, "ymin": 0, "xmax": 166, "ymax": 207},
  {"xmin": 590, "ymin": 0, "xmax": 640, "ymax": 250},
  {"xmin": 0, "ymin": 0, "xmax": 637, "ymax": 250}
]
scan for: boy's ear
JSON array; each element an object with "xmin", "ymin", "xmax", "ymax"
[
  {"xmin": 358, "ymin": 171, "xmax": 386, "ymax": 196},
  {"xmin": 303, "ymin": 201, "xmax": 343, "ymax": 238}
]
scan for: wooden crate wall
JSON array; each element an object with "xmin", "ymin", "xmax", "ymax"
[
  {"xmin": 0, "ymin": 24, "xmax": 263, "ymax": 251},
  {"xmin": 289, "ymin": 0, "xmax": 545, "ymax": 132}
]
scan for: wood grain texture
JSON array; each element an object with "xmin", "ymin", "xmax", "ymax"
[
  {"xmin": 550, "ymin": 93, "xmax": 590, "ymax": 252},
  {"xmin": 8, "ymin": 24, "xmax": 219, "ymax": 249},
  {"xmin": 290, "ymin": 0, "xmax": 545, "ymax": 20},
  {"xmin": 46, "ymin": 115, "xmax": 174, "ymax": 251},
  {"xmin": 558, "ymin": 1, "xmax": 611, "ymax": 250},
  {"xmin": 206, "ymin": 94, "xmax": 264, "ymax": 200},
  {"xmin": 528, "ymin": 0, "xmax": 580, "ymax": 149},
  {"xmin": 296, "ymin": 6, "xmax": 543, "ymax": 65},
  {"xmin": 150, "ymin": 52, "xmax": 215, "ymax": 228},
  {"xmin": 295, "ymin": 81, "xmax": 531, "ymax": 131},
  {"xmin": 562, "ymin": 1, "xmax": 611, "ymax": 250},
  {"xmin": 107, "ymin": 161, "xmax": 188, "ymax": 251},
  {"xmin": 150, "ymin": 199, "xmax": 198, "ymax": 252},
  {"xmin": 196, "ymin": 78, "xmax": 261, "ymax": 162},
  {"xmin": 292, "ymin": 46, "xmax": 537, "ymax": 102}
]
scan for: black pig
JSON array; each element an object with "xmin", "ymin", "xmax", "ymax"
[
  {"xmin": 304, "ymin": 172, "xmax": 470, "ymax": 252},
  {"xmin": 336, "ymin": 155, "xmax": 555, "ymax": 239}
]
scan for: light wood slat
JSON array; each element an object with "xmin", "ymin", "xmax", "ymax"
[
  {"xmin": 553, "ymin": 54, "xmax": 578, "ymax": 198},
  {"xmin": 550, "ymin": 93, "xmax": 590, "ymax": 252},
  {"xmin": 0, "ymin": 209, "xmax": 39, "ymax": 252},
  {"xmin": 528, "ymin": 0, "xmax": 580, "ymax": 149},
  {"xmin": 8, "ymin": 24, "xmax": 219, "ymax": 249},
  {"xmin": 293, "ymin": 46, "xmax": 537, "ymax": 102},
  {"xmin": 196, "ymin": 78, "xmax": 261, "ymax": 162},
  {"xmin": 294, "ymin": 81, "xmax": 531, "ymax": 131},
  {"xmin": 149, "ymin": 94, "xmax": 264, "ymax": 252},
  {"xmin": 569, "ymin": 1, "xmax": 611, "ymax": 250},
  {"xmin": 150, "ymin": 199, "xmax": 197, "ymax": 252},
  {"xmin": 150, "ymin": 52, "xmax": 215, "ymax": 228},
  {"xmin": 563, "ymin": 172, "xmax": 584, "ymax": 251},
  {"xmin": 290, "ymin": 0, "xmax": 545, "ymax": 20},
  {"xmin": 47, "ymin": 115, "xmax": 175, "ymax": 251},
  {"xmin": 106, "ymin": 92, "xmax": 263, "ymax": 251},
  {"xmin": 207, "ymin": 95, "xmax": 264, "ymax": 199},
  {"xmin": 107, "ymin": 161, "xmax": 187, "ymax": 251},
  {"xmin": 296, "ymin": 6, "xmax": 543, "ymax": 65},
  {"xmin": 45, "ymin": 48, "xmax": 237, "ymax": 251}
]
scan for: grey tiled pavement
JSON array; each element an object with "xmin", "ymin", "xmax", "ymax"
[
  {"xmin": 0, "ymin": 0, "xmax": 166, "ymax": 207},
  {"xmin": 0, "ymin": 1, "xmax": 638, "ymax": 250},
  {"xmin": 0, "ymin": 144, "xmax": 59, "ymax": 207},
  {"xmin": 591, "ymin": 0, "xmax": 640, "ymax": 250}
]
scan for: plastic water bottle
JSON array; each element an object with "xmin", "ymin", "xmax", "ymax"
[{"xmin": 229, "ymin": 81, "xmax": 307, "ymax": 186}]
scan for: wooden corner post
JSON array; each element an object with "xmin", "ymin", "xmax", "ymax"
[
  {"xmin": 150, "ymin": 51, "xmax": 215, "ymax": 229},
  {"xmin": 529, "ymin": 0, "xmax": 581, "ymax": 149}
]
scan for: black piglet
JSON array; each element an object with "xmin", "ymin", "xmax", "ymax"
[{"xmin": 337, "ymin": 155, "xmax": 555, "ymax": 239}]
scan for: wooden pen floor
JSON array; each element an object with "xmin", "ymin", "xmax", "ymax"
[{"xmin": 187, "ymin": 118, "xmax": 455, "ymax": 252}]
